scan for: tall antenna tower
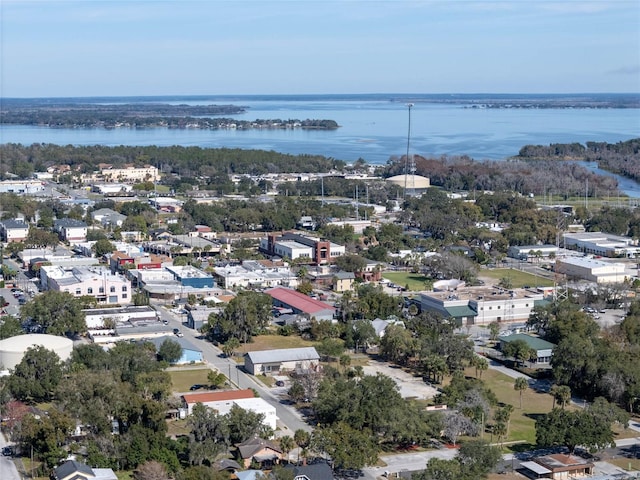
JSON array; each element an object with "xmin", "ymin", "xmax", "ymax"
[{"xmin": 403, "ymin": 103, "xmax": 414, "ymax": 201}]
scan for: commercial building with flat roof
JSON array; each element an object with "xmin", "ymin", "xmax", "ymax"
[
  {"xmin": 563, "ymin": 231, "xmax": 640, "ymax": 258},
  {"xmin": 420, "ymin": 286, "xmax": 546, "ymax": 326},
  {"xmin": 40, "ymin": 265, "xmax": 131, "ymax": 305},
  {"xmin": 556, "ymin": 256, "xmax": 628, "ymax": 283}
]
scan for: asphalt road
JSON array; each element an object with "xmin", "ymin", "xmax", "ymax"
[
  {"xmin": 0, "ymin": 431, "xmax": 20, "ymax": 480},
  {"xmin": 153, "ymin": 302, "xmax": 313, "ymax": 435}
]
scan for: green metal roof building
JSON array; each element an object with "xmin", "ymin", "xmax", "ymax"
[{"xmin": 498, "ymin": 333, "xmax": 556, "ymax": 364}]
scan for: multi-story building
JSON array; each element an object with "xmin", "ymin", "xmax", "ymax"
[
  {"xmin": 419, "ymin": 286, "xmax": 546, "ymax": 326},
  {"xmin": 0, "ymin": 219, "xmax": 29, "ymax": 243},
  {"xmin": 54, "ymin": 219, "xmax": 88, "ymax": 242},
  {"xmin": 260, "ymin": 232, "xmax": 345, "ymax": 264},
  {"xmin": 40, "ymin": 265, "xmax": 132, "ymax": 305},
  {"xmin": 81, "ymin": 164, "xmax": 160, "ymax": 184}
]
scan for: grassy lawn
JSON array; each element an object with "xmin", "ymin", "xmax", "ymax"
[
  {"xmin": 607, "ymin": 457, "xmax": 640, "ymax": 472},
  {"xmin": 168, "ymin": 368, "xmax": 212, "ymax": 393},
  {"xmin": 462, "ymin": 366, "xmax": 556, "ymax": 448},
  {"xmin": 236, "ymin": 335, "xmax": 318, "ymax": 354},
  {"xmin": 479, "ymin": 268, "xmax": 554, "ymax": 288},
  {"xmin": 166, "ymin": 418, "xmax": 190, "ymax": 438},
  {"xmin": 382, "ymin": 272, "xmax": 431, "ymax": 291}
]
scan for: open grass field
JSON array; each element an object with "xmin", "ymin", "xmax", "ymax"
[
  {"xmin": 462, "ymin": 366, "xmax": 555, "ymax": 449},
  {"xmin": 382, "ymin": 272, "xmax": 431, "ymax": 291},
  {"xmin": 168, "ymin": 368, "xmax": 211, "ymax": 393},
  {"xmin": 236, "ymin": 334, "xmax": 318, "ymax": 354},
  {"xmin": 479, "ymin": 268, "xmax": 555, "ymax": 288}
]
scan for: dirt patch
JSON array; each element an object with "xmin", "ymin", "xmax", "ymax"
[{"xmin": 362, "ymin": 360, "xmax": 438, "ymax": 400}]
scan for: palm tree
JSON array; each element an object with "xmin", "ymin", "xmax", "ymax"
[
  {"xmin": 551, "ymin": 384, "xmax": 571, "ymax": 410},
  {"xmin": 476, "ymin": 357, "xmax": 489, "ymax": 380},
  {"xmin": 293, "ymin": 429, "xmax": 310, "ymax": 466},
  {"xmin": 514, "ymin": 377, "xmax": 528, "ymax": 409},
  {"xmin": 493, "ymin": 421, "xmax": 508, "ymax": 447},
  {"xmin": 279, "ymin": 435, "xmax": 294, "ymax": 464},
  {"xmin": 472, "ymin": 356, "xmax": 489, "ymax": 379}
]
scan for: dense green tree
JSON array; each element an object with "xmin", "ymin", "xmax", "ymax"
[
  {"xmin": 25, "ymin": 226, "xmax": 59, "ymax": 248},
  {"xmin": 212, "ymin": 291, "xmax": 271, "ymax": 343},
  {"xmin": 187, "ymin": 403, "xmax": 229, "ymax": 465},
  {"xmin": 457, "ymin": 439, "xmax": 502, "ymax": 478},
  {"xmin": 9, "ymin": 346, "xmax": 64, "ymax": 402},
  {"xmin": 502, "ymin": 339, "xmax": 535, "ymax": 367},
  {"xmin": 226, "ymin": 404, "xmax": 269, "ymax": 444},
  {"xmin": 0, "ymin": 315, "xmax": 23, "ymax": 339},
  {"xmin": 535, "ymin": 408, "xmax": 616, "ymax": 453},
  {"xmin": 70, "ymin": 342, "xmax": 111, "ymax": 371},
  {"xmin": 20, "ymin": 290, "xmax": 86, "ymax": 336},
  {"xmin": 157, "ymin": 338, "xmax": 183, "ymax": 364},
  {"xmin": 311, "ymin": 422, "xmax": 379, "ymax": 469},
  {"xmin": 19, "ymin": 408, "xmax": 75, "ymax": 468},
  {"xmin": 288, "ymin": 382, "xmax": 306, "ymax": 404},
  {"xmin": 413, "ymin": 458, "xmax": 462, "ymax": 480},
  {"xmin": 334, "ymin": 254, "xmax": 367, "ymax": 273},
  {"xmin": 316, "ymin": 337, "xmax": 345, "ymax": 361},
  {"xmin": 92, "ymin": 238, "xmax": 117, "ymax": 257}
]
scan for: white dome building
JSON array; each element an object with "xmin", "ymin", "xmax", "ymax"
[
  {"xmin": 0, "ymin": 334, "xmax": 73, "ymax": 371},
  {"xmin": 386, "ymin": 174, "xmax": 431, "ymax": 194}
]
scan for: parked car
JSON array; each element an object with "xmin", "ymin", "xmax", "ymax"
[
  {"xmin": 275, "ymin": 380, "xmax": 285, "ymax": 387},
  {"xmin": 189, "ymin": 384, "xmax": 204, "ymax": 391}
]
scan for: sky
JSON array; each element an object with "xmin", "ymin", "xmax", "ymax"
[{"xmin": 1, "ymin": 0, "xmax": 639, "ymax": 97}]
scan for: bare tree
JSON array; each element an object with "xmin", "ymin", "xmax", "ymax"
[{"xmin": 134, "ymin": 461, "xmax": 169, "ymax": 480}]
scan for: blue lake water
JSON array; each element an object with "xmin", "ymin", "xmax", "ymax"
[{"xmin": 1, "ymin": 94, "xmax": 639, "ymax": 196}]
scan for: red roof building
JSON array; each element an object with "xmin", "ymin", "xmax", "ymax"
[
  {"xmin": 265, "ymin": 287, "xmax": 336, "ymax": 321},
  {"xmin": 181, "ymin": 389, "xmax": 255, "ymax": 415}
]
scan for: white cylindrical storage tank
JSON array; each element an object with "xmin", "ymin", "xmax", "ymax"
[{"xmin": 0, "ymin": 334, "xmax": 74, "ymax": 371}]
